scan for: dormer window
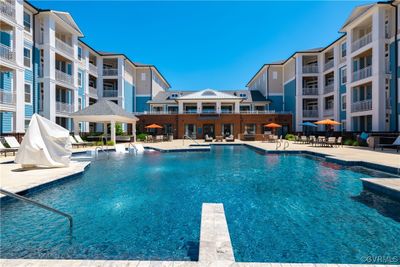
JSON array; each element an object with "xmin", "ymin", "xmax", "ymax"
[
  {"xmin": 170, "ymin": 93, "xmax": 179, "ymax": 99},
  {"xmin": 239, "ymin": 93, "xmax": 247, "ymax": 98}
]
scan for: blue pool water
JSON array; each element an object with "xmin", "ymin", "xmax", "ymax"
[{"xmin": 1, "ymin": 146, "xmax": 400, "ymax": 263}]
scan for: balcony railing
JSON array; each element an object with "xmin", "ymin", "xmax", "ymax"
[
  {"xmin": 55, "ymin": 69, "xmax": 74, "ymax": 85},
  {"xmin": 351, "ymin": 32, "xmax": 372, "ymax": 52},
  {"xmin": 0, "ymin": 89, "xmax": 15, "ymax": 105},
  {"xmin": 103, "ymin": 89, "xmax": 118, "ymax": 97},
  {"xmin": 89, "ymin": 63, "xmax": 98, "ymax": 74},
  {"xmin": 0, "ymin": 44, "xmax": 15, "ymax": 62},
  {"xmin": 302, "ymin": 65, "xmax": 319, "ymax": 74},
  {"xmin": 103, "ymin": 68, "xmax": 118, "ymax": 76},
  {"xmin": 351, "ymin": 99, "xmax": 372, "ymax": 112},
  {"xmin": 323, "ymin": 108, "xmax": 334, "ymax": 116},
  {"xmin": 352, "ymin": 66, "xmax": 372, "ymax": 82},
  {"xmin": 303, "ymin": 109, "xmax": 319, "ymax": 117},
  {"xmin": 55, "ymin": 38, "xmax": 74, "ymax": 56},
  {"xmin": 324, "ymin": 60, "xmax": 334, "ymax": 71},
  {"xmin": 324, "ymin": 84, "xmax": 334, "ymax": 94},
  {"xmin": 56, "ymin": 101, "xmax": 74, "ymax": 113},
  {"xmin": 302, "ymin": 87, "xmax": 318, "ymax": 95},
  {"xmin": 89, "ymin": 86, "xmax": 97, "ymax": 97},
  {"xmin": 0, "ymin": 0, "xmax": 15, "ymax": 21},
  {"xmin": 134, "ymin": 110, "xmax": 285, "ymax": 115}
]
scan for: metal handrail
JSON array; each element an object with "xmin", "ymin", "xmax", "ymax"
[
  {"xmin": 0, "ymin": 188, "xmax": 73, "ymax": 228},
  {"xmin": 128, "ymin": 143, "xmax": 137, "ymax": 154},
  {"xmin": 95, "ymin": 145, "xmax": 109, "ymax": 159},
  {"xmin": 183, "ymin": 135, "xmax": 199, "ymax": 145}
]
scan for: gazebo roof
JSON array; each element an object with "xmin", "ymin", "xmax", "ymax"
[{"xmin": 71, "ymin": 99, "xmax": 138, "ymax": 123}]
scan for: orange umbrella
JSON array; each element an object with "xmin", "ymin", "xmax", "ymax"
[
  {"xmin": 145, "ymin": 123, "xmax": 163, "ymax": 129},
  {"xmin": 264, "ymin": 123, "xmax": 282, "ymax": 128},
  {"xmin": 315, "ymin": 119, "xmax": 341, "ymax": 125}
]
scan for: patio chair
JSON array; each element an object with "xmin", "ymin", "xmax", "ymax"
[
  {"xmin": 0, "ymin": 141, "xmax": 18, "ymax": 157},
  {"xmin": 69, "ymin": 135, "xmax": 82, "ymax": 148},
  {"xmin": 156, "ymin": 135, "xmax": 164, "ymax": 142},
  {"xmin": 325, "ymin": 137, "xmax": 336, "ymax": 147},
  {"xmin": 300, "ymin": 136, "xmax": 308, "ymax": 144},
  {"xmin": 377, "ymin": 136, "xmax": 400, "ymax": 152},
  {"xmin": 4, "ymin": 136, "xmax": 20, "ymax": 149},
  {"xmin": 316, "ymin": 136, "xmax": 326, "ymax": 147},
  {"xmin": 204, "ymin": 134, "xmax": 213, "ymax": 142},
  {"xmin": 336, "ymin": 137, "xmax": 343, "ymax": 147},
  {"xmin": 225, "ymin": 135, "xmax": 235, "ymax": 142},
  {"xmin": 74, "ymin": 134, "xmax": 93, "ymax": 146}
]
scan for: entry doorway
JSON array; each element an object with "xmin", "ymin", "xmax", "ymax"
[
  {"xmin": 221, "ymin": 124, "xmax": 233, "ymax": 137},
  {"xmin": 203, "ymin": 124, "xmax": 215, "ymax": 138}
]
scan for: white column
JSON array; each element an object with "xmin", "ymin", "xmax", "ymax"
[
  {"xmin": 234, "ymin": 102, "xmax": 240, "ymax": 113},
  {"xmin": 295, "ymin": 56, "xmax": 303, "ymax": 132},
  {"xmin": 118, "ymin": 57, "xmax": 125, "ymax": 108},
  {"xmin": 333, "ymin": 45, "xmax": 340, "ymax": 123},
  {"xmin": 178, "ymin": 101, "xmax": 183, "ymax": 114},
  {"xmin": 197, "ymin": 101, "xmax": 202, "ymax": 114},
  {"xmin": 216, "ymin": 101, "xmax": 221, "ymax": 114},
  {"xmin": 73, "ymin": 120, "xmax": 79, "ymax": 135},
  {"xmin": 103, "ymin": 123, "xmax": 108, "ymax": 135},
  {"xmin": 110, "ymin": 120, "xmax": 116, "ymax": 144},
  {"xmin": 97, "ymin": 57, "xmax": 103, "ymax": 98},
  {"xmin": 346, "ymin": 31, "xmax": 353, "ymax": 131},
  {"xmin": 132, "ymin": 122, "xmax": 136, "ymax": 142}
]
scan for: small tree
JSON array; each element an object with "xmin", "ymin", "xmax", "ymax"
[{"xmin": 115, "ymin": 123, "xmax": 124, "ymax": 136}]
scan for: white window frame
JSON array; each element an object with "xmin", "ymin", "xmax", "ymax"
[
  {"xmin": 341, "ymin": 42, "xmax": 347, "ymax": 58},
  {"xmin": 23, "ymin": 11, "xmax": 32, "ymax": 33},
  {"xmin": 141, "ymin": 73, "xmax": 146, "ymax": 81},
  {"xmin": 24, "ymin": 118, "xmax": 31, "ymax": 130},
  {"xmin": 78, "ymin": 72, "xmax": 83, "ymax": 87},
  {"xmin": 341, "ymin": 93, "xmax": 346, "ymax": 111},
  {"xmin": 24, "ymin": 83, "xmax": 33, "ymax": 104},
  {"xmin": 23, "ymin": 47, "xmax": 32, "ymax": 69},
  {"xmin": 272, "ymin": 71, "xmax": 278, "ymax": 80},
  {"xmin": 340, "ymin": 67, "xmax": 347, "ymax": 85},
  {"xmin": 78, "ymin": 46, "xmax": 82, "ymax": 61}
]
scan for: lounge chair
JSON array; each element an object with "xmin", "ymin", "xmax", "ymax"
[
  {"xmin": 0, "ymin": 141, "xmax": 18, "ymax": 157},
  {"xmin": 299, "ymin": 136, "xmax": 308, "ymax": 144},
  {"xmin": 225, "ymin": 135, "xmax": 235, "ymax": 142},
  {"xmin": 74, "ymin": 134, "xmax": 93, "ymax": 146},
  {"xmin": 325, "ymin": 137, "xmax": 336, "ymax": 147},
  {"xmin": 377, "ymin": 136, "xmax": 400, "ymax": 152},
  {"xmin": 4, "ymin": 136, "xmax": 20, "ymax": 149},
  {"xmin": 336, "ymin": 137, "xmax": 343, "ymax": 147},
  {"xmin": 69, "ymin": 135, "xmax": 83, "ymax": 148},
  {"xmin": 204, "ymin": 134, "xmax": 213, "ymax": 142}
]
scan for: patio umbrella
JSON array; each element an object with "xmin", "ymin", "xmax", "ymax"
[
  {"xmin": 145, "ymin": 124, "xmax": 163, "ymax": 129},
  {"xmin": 315, "ymin": 119, "xmax": 341, "ymax": 125},
  {"xmin": 299, "ymin": 122, "xmax": 318, "ymax": 128},
  {"xmin": 264, "ymin": 123, "xmax": 282, "ymax": 128}
]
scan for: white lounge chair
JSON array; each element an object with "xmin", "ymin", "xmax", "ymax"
[
  {"xmin": 0, "ymin": 141, "xmax": 18, "ymax": 157},
  {"xmin": 4, "ymin": 136, "xmax": 20, "ymax": 149},
  {"xmin": 69, "ymin": 135, "xmax": 81, "ymax": 148},
  {"xmin": 74, "ymin": 134, "xmax": 93, "ymax": 146},
  {"xmin": 378, "ymin": 136, "xmax": 400, "ymax": 152}
]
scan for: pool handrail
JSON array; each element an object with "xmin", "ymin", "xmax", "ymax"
[
  {"xmin": 95, "ymin": 146, "xmax": 109, "ymax": 159},
  {"xmin": 0, "ymin": 188, "xmax": 73, "ymax": 228},
  {"xmin": 183, "ymin": 135, "xmax": 199, "ymax": 145}
]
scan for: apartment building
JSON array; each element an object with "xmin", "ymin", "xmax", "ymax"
[
  {"xmin": 247, "ymin": 1, "xmax": 400, "ymax": 133},
  {"xmin": 0, "ymin": 0, "xmax": 170, "ymax": 134}
]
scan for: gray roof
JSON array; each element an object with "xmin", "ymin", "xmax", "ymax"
[{"xmin": 72, "ymin": 99, "xmax": 138, "ymax": 119}]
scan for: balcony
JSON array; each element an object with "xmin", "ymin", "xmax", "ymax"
[
  {"xmin": 56, "ymin": 101, "xmax": 74, "ymax": 113},
  {"xmin": 352, "ymin": 66, "xmax": 372, "ymax": 82},
  {"xmin": 89, "ymin": 86, "xmax": 97, "ymax": 97},
  {"xmin": 351, "ymin": 32, "xmax": 372, "ymax": 52},
  {"xmin": 302, "ymin": 65, "xmax": 319, "ymax": 74},
  {"xmin": 303, "ymin": 109, "xmax": 318, "ymax": 118},
  {"xmin": 89, "ymin": 63, "xmax": 98, "ymax": 74},
  {"xmin": 351, "ymin": 99, "xmax": 372, "ymax": 112},
  {"xmin": 324, "ymin": 60, "xmax": 334, "ymax": 71},
  {"xmin": 0, "ymin": 0, "xmax": 15, "ymax": 21},
  {"xmin": 302, "ymin": 87, "xmax": 318, "ymax": 96},
  {"xmin": 55, "ymin": 70, "xmax": 74, "ymax": 85},
  {"xmin": 0, "ymin": 89, "xmax": 15, "ymax": 105},
  {"xmin": 103, "ymin": 89, "xmax": 118, "ymax": 97},
  {"xmin": 323, "ymin": 108, "xmax": 334, "ymax": 116},
  {"xmin": 0, "ymin": 44, "xmax": 15, "ymax": 63},
  {"xmin": 55, "ymin": 38, "xmax": 74, "ymax": 56},
  {"xmin": 103, "ymin": 68, "xmax": 118, "ymax": 76},
  {"xmin": 324, "ymin": 84, "xmax": 334, "ymax": 94}
]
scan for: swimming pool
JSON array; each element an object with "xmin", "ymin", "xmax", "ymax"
[{"xmin": 1, "ymin": 145, "xmax": 399, "ymax": 263}]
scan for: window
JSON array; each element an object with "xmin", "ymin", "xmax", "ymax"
[
  {"xmin": 141, "ymin": 73, "xmax": 146, "ymax": 81},
  {"xmin": 78, "ymin": 46, "xmax": 82, "ymax": 60},
  {"xmin": 23, "ymin": 11, "xmax": 31, "ymax": 32},
  {"xmin": 78, "ymin": 72, "xmax": 82, "ymax": 87},
  {"xmin": 341, "ymin": 42, "xmax": 347, "ymax": 58},
  {"xmin": 78, "ymin": 97, "xmax": 82, "ymax": 110},
  {"xmin": 25, "ymin": 119, "xmax": 30, "ymax": 129},
  {"xmin": 341, "ymin": 94, "xmax": 346, "ymax": 111},
  {"xmin": 340, "ymin": 67, "xmax": 347, "ymax": 84},
  {"xmin": 24, "ymin": 83, "xmax": 32, "ymax": 104},
  {"xmin": 272, "ymin": 71, "xmax": 278, "ymax": 80},
  {"xmin": 244, "ymin": 124, "xmax": 256, "ymax": 134},
  {"xmin": 23, "ymin": 48, "xmax": 31, "ymax": 68}
]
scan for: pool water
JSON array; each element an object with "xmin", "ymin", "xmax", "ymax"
[{"xmin": 1, "ymin": 146, "xmax": 399, "ymax": 263}]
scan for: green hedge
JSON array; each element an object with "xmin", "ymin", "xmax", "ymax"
[{"xmin": 285, "ymin": 134, "xmax": 296, "ymax": 141}]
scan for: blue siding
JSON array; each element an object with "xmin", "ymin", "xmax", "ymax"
[
  {"xmin": 0, "ymin": 71, "xmax": 13, "ymax": 92},
  {"xmin": 284, "ymin": 79, "xmax": 296, "ymax": 129},
  {"xmin": 136, "ymin": 96, "xmax": 151, "ymax": 112},
  {"xmin": 0, "ymin": 112, "xmax": 13, "ymax": 133},
  {"xmin": 124, "ymin": 80, "xmax": 134, "ymax": 112},
  {"xmin": 268, "ymin": 95, "xmax": 283, "ymax": 112},
  {"xmin": 338, "ymin": 66, "xmax": 346, "ymax": 122}
]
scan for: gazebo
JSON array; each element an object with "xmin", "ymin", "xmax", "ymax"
[{"xmin": 71, "ymin": 99, "xmax": 139, "ymax": 143}]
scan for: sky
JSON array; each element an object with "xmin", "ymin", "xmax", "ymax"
[{"xmin": 31, "ymin": 0, "xmax": 372, "ymax": 90}]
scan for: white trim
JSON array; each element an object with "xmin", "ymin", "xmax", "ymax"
[
  {"xmin": 23, "ymin": 47, "xmax": 32, "ymax": 69},
  {"xmin": 136, "ymin": 94, "xmax": 151, "ymax": 97},
  {"xmin": 283, "ymin": 77, "xmax": 295, "ymax": 85},
  {"xmin": 24, "ymin": 83, "xmax": 33, "ymax": 104},
  {"xmin": 268, "ymin": 93, "xmax": 283, "ymax": 96},
  {"xmin": 23, "ymin": 10, "xmax": 33, "ymax": 34}
]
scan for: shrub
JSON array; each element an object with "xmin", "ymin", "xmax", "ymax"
[
  {"xmin": 106, "ymin": 140, "xmax": 115, "ymax": 146},
  {"xmin": 137, "ymin": 133, "xmax": 148, "ymax": 141},
  {"xmin": 344, "ymin": 139, "xmax": 353, "ymax": 146},
  {"xmin": 115, "ymin": 123, "xmax": 124, "ymax": 136},
  {"xmin": 285, "ymin": 134, "xmax": 295, "ymax": 141},
  {"xmin": 352, "ymin": 140, "xmax": 359, "ymax": 146}
]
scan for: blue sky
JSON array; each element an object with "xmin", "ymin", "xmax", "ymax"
[{"xmin": 32, "ymin": 1, "xmax": 372, "ymax": 90}]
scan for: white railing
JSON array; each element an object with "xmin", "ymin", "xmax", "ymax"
[
  {"xmin": 352, "ymin": 66, "xmax": 372, "ymax": 82},
  {"xmin": 55, "ymin": 69, "xmax": 74, "ymax": 85},
  {"xmin": 0, "ymin": 89, "xmax": 15, "ymax": 105},
  {"xmin": 89, "ymin": 86, "xmax": 97, "ymax": 97},
  {"xmin": 55, "ymin": 38, "xmax": 74, "ymax": 56},
  {"xmin": 103, "ymin": 68, "xmax": 118, "ymax": 76},
  {"xmin": 103, "ymin": 89, "xmax": 118, "ymax": 97},
  {"xmin": 201, "ymin": 110, "xmax": 217, "ymax": 114},
  {"xmin": 0, "ymin": 44, "xmax": 15, "ymax": 62},
  {"xmin": 302, "ymin": 65, "xmax": 319, "ymax": 74},
  {"xmin": 133, "ymin": 110, "xmax": 287, "ymax": 115},
  {"xmin": 56, "ymin": 102, "xmax": 74, "ymax": 113},
  {"xmin": 324, "ymin": 60, "xmax": 334, "ymax": 71},
  {"xmin": 302, "ymin": 87, "xmax": 318, "ymax": 95},
  {"xmin": 323, "ymin": 108, "xmax": 334, "ymax": 116},
  {"xmin": 324, "ymin": 83, "xmax": 334, "ymax": 94},
  {"xmin": 0, "ymin": 0, "xmax": 15, "ymax": 21},
  {"xmin": 89, "ymin": 63, "xmax": 97, "ymax": 74},
  {"xmin": 351, "ymin": 32, "xmax": 372, "ymax": 52},
  {"xmin": 351, "ymin": 99, "xmax": 372, "ymax": 112},
  {"xmin": 303, "ymin": 109, "xmax": 318, "ymax": 117}
]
